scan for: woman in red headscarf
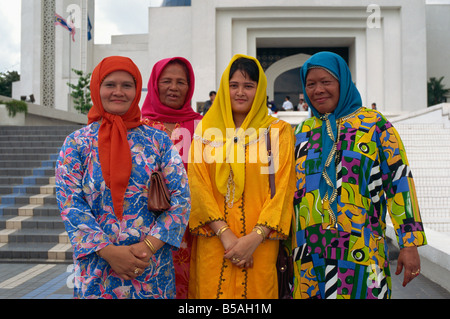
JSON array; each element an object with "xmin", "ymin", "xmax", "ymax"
[
  {"xmin": 141, "ymin": 57, "xmax": 202, "ymax": 299},
  {"xmin": 55, "ymin": 56, "xmax": 191, "ymax": 299}
]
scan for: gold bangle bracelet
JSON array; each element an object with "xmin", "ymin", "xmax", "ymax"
[
  {"xmin": 144, "ymin": 238, "xmax": 157, "ymax": 254},
  {"xmin": 216, "ymin": 225, "xmax": 230, "ymax": 238},
  {"xmin": 253, "ymin": 225, "xmax": 266, "ymax": 243}
]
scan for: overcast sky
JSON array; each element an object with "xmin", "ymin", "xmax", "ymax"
[
  {"xmin": 0, "ymin": 0, "xmax": 162, "ymax": 73},
  {"xmin": 0, "ymin": 0, "xmax": 21, "ymax": 73}
]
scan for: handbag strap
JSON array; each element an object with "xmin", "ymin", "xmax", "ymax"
[{"xmin": 266, "ymin": 130, "xmax": 276, "ymax": 199}]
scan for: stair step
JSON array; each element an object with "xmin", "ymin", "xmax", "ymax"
[
  {"xmin": 0, "ymin": 154, "xmax": 57, "ymax": 161},
  {"xmin": 0, "ymin": 228, "xmax": 68, "ymax": 244},
  {"xmin": 403, "ymin": 150, "xmax": 450, "ymax": 157},
  {"xmin": 402, "ymin": 144, "xmax": 450, "ymax": 151},
  {"xmin": 407, "ymin": 154, "xmax": 450, "ymax": 162},
  {"xmin": 0, "ymin": 216, "xmax": 66, "ymax": 231},
  {"xmin": 394, "ymin": 123, "xmax": 446, "ymax": 130},
  {"xmin": 409, "ymin": 169, "xmax": 450, "ymax": 177},
  {"xmin": 0, "ymin": 147, "xmax": 60, "ymax": 155},
  {"xmin": 0, "ymin": 203, "xmax": 60, "ymax": 218},
  {"xmin": 0, "ymin": 176, "xmax": 55, "ymax": 186},
  {"xmin": 0, "ymin": 141, "xmax": 63, "ymax": 148},
  {"xmin": 414, "ymin": 177, "xmax": 450, "ymax": 187},
  {"xmin": 421, "ymin": 222, "xmax": 450, "ymax": 232},
  {"xmin": 0, "ymin": 159, "xmax": 55, "ymax": 169},
  {"xmin": 0, "ymin": 135, "xmax": 68, "ymax": 142},
  {"xmin": 415, "ymin": 186, "xmax": 450, "ymax": 197},
  {"xmin": 0, "ymin": 242, "xmax": 72, "ymax": 262},
  {"xmin": 408, "ymin": 162, "xmax": 450, "ymax": 169},
  {"xmin": 0, "ymin": 184, "xmax": 54, "ymax": 196},
  {"xmin": 420, "ymin": 207, "xmax": 450, "ymax": 216},
  {"xmin": 0, "ymin": 126, "xmax": 80, "ymax": 135},
  {"xmin": 400, "ymin": 131, "xmax": 450, "ymax": 137},
  {"xmin": 0, "ymin": 167, "xmax": 55, "ymax": 177},
  {"xmin": 418, "ymin": 197, "xmax": 450, "ymax": 208}
]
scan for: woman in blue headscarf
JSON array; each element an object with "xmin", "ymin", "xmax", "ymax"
[{"xmin": 292, "ymin": 52, "xmax": 426, "ymax": 299}]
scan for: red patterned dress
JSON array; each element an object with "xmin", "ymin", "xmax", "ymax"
[{"xmin": 141, "ymin": 118, "xmax": 192, "ymax": 299}]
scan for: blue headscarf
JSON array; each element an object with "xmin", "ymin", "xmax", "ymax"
[{"xmin": 300, "ymin": 51, "xmax": 362, "ymax": 219}]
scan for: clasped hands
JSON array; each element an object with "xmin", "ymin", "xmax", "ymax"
[
  {"xmin": 97, "ymin": 236, "xmax": 163, "ymax": 281},
  {"xmin": 213, "ymin": 222, "xmax": 267, "ymax": 269}
]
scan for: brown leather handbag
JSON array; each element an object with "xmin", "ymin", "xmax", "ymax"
[
  {"xmin": 266, "ymin": 131, "xmax": 294, "ymax": 299},
  {"xmin": 147, "ymin": 171, "xmax": 171, "ymax": 214}
]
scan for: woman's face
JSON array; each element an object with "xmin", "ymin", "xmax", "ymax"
[
  {"xmin": 305, "ymin": 68, "xmax": 340, "ymax": 114},
  {"xmin": 229, "ymin": 70, "xmax": 257, "ymax": 124},
  {"xmin": 158, "ymin": 63, "xmax": 189, "ymax": 110},
  {"xmin": 100, "ymin": 71, "xmax": 137, "ymax": 115}
]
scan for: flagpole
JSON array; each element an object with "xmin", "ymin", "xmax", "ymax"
[
  {"xmin": 68, "ymin": 13, "xmax": 73, "ymax": 111},
  {"xmin": 69, "ymin": 30, "xmax": 72, "ymax": 109},
  {"xmin": 55, "ymin": 12, "xmax": 75, "ymax": 111}
]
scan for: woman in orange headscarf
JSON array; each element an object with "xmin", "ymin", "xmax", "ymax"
[{"xmin": 55, "ymin": 56, "xmax": 190, "ymax": 299}]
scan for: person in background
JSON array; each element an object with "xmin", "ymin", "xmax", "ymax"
[
  {"xmin": 202, "ymin": 90, "xmax": 216, "ymax": 115},
  {"xmin": 282, "ymin": 95, "xmax": 294, "ymax": 111},
  {"xmin": 298, "ymin": 94, "xmax": 308, "ymax": 112},
  {"xmin": 141, "ymin": 57, "xmax": 202, "ymax": 299},
  {"xmin": 188, "ymin": 54, "xmax": 296, "ymax": 299},
  {"xmin": 55, "ymin": 56, "xmax": 190, "ymax": 299},
  {"xmin": 292, "ymin": 51, "xmax": 426, "ymax": 299}
]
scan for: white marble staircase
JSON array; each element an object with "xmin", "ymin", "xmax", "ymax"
[{"xmin": 394, "ymin": 122, "xmax": 450, "ymax": 234}]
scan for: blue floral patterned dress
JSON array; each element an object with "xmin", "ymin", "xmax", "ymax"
[{"xmin": 55, "ymin": 122, "xmax": 190, "ymax": 299}]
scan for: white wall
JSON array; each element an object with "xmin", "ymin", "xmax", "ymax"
[
  {"xmin": 13, "ymin": 0, "xmax": 433, "ymax": 115},
  {"xmin": 426, "ymin": 4, "xmax": 450, "ymax": 95},
  {"xmin": 13, "ymin": 0, "xmax": 42, "ymax": 104},
  {"xmin": 94, "ymin": 34, "xmax": 150, "ymax": 107},
  {"xmin": 147, "ymin": 0, "xmax": 428, "ymax": 113}
]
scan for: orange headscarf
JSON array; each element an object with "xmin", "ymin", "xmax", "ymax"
[{"xmin": 87, "ymin": 56, "xmax": 143, "ymax": 220}]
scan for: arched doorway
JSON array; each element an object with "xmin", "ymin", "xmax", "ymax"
[
  {"xmin": 265, "ymin": 53, "xmax": 311, "ymax": 108},
  {"xmin": 273, "ymin": 67, "xmax": 302, "ymax": 110}
]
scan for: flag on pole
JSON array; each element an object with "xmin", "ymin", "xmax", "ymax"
[
  {"xmin": 55, "ymin": 13, "xmax": 76, "ymax": 42},
  {"xmin": 87, "ymin": 15, "xmax": 93, "ymax": 41}
]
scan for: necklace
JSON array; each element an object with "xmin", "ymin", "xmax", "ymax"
[
  {"xmin": 320, "ymin": 107, "xmax": 362, "ymax": 228},
  {"xmin": 163, "ymin": 123, "xmax": 179, "ymax": 138}
]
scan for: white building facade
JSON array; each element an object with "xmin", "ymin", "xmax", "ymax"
[{"xmin": 12, "ymin": 0, "xmax": 450, "ymax": 116}]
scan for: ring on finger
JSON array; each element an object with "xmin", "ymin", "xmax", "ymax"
[
  {"xmin": 134, "ymin": 268, "xmax": 140, "ymax": 275},
  {"xmin": 411, "ymin": 269, "xmax": 420, "ymax": 276}
]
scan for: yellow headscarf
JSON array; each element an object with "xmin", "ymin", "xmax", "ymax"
[{"xmin": 194, "ymin": 54, "xmax": 276, "ymax": 204}]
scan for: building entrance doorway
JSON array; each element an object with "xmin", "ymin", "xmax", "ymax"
[{"xmin": 257, "ymin": 47, "xmax": 349, "ymax": 111}]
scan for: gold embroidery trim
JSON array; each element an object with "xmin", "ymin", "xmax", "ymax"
[{"xmin": 319, "ymin": 107, "xmax": 362, "ymax": 227}]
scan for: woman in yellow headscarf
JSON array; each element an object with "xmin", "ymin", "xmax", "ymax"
[{"xmin": 188, "ymin": 54, "xmax": 296, "ymax": 299}]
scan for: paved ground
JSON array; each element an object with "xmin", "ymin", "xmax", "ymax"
[
  {"xmin": 0, "ymin": 262, "xmax": 72, "ymax": 299},
  {"xmin": 0, "ymin": 260, "xmax": 448, "ymax": 299}
]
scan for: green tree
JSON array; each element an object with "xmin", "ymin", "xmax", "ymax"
[
  {"xmin": 0, "ymin": 71, "xmax": 20, "ymax": 97},
  {"xmin": 0, "ymin": 99, "xmax": 28, "ymax": 117},
  {"xmin": 67, "ymin": 69, "xmax": 92, "ymax": 114},
  {"xmin": 427, "ymin": 76, "xmax": 450, "ymax": 107}
]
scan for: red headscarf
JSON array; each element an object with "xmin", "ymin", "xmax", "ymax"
[
  {"xmin": 87, "ymin": 56, "xmax": 143, "ymax": 220},
  {"xmin": 141, "ymin": 57, "xmax": 202, "ymax": 139}
]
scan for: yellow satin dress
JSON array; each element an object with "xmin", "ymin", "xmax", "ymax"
[{"xmin": 188, "ymin": 120, "xmax": 296, "ymax": 299}]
